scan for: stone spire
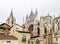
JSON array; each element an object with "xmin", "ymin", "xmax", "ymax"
[
  {"xmin": 29, "ymin": 9, "xmax": 34, "ymax": 18},
  {"xmin": 34, "ymin": 8, "xmax": 38, "ymax": 18},
  {"xmin": 47, "ymin": 13, "xmax": 51, "ymax": 17},
  {"xmin": 35, "ymin": 8, "xmax": 38, "ymax": 16},
  {"xmin": 48, "ymin": 13, "xmax": 50, "ymax": 16},
  {"xmin": 26, "ymin": 14, "xmax": 28, "ymax": 19},
  {"xmin": 54, "ymin": 15, "xmax": 55, "ymax": 19},
  {"xmin": 6, "ymin": 9, "xmax": 16, "ymax": 27},
  {"xmin": 29, "ymin": 9, "xmax": 35, "ymax": 20},
  {"xmin": 10, "ymin": 8, "xmax": 13, "ymax": 19}
]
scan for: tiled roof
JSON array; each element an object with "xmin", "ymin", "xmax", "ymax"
[
  {"xmin": 0, "ymin": 23, "xmax": 11, "ymax": 29},
  {"xmin": 0, "ymin": 35, "xmax": 17, "ymax": 40}
]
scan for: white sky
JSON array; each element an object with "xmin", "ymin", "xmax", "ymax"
[{"xmin": 0, "ymin": 0, "xmax": 60, "ymax": 25}]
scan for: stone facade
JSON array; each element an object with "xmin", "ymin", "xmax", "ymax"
[
  {"xmin": 24, "ymin": 9, "xmax": 60, "ymax": 44},
  {"xmin": 6, "ymin": 9, "xmax": 60, "ymax": 44}
]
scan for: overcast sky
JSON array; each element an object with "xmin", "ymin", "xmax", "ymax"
[{"xmin": 0, "ymin": 0, "xmax": 60, "ymax": 25}]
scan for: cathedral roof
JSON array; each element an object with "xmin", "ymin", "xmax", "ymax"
[
  {"xmin": 44, "ymin": 15, "xmax": 52, "ymax": 18},
  {"xmin": 41, "ymin": 13, "xmax": 52, "ymax": 18}
]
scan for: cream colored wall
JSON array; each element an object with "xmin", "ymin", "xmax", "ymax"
[
  {"xmin": 0, "ymin": 40, "xmax": 18, "ymax": 44},
  {"xmin": 10, "ymin": 29, "xmax": 30, "ymax": 44}
]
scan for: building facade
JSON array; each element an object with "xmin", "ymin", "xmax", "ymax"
[
  {"xmin": 24, "ymin": 9, "xmax": 60, "ymax": 44},
  {"xmin": 6, "ymin": 9, "xmax": 60, "ymax": 44},
  {"xmin": 10, "ymin": 24, "xmax": 31, "ymax": 44},
  {"xmin": 0, "ymin": 35, "xmax": 18, "ymax": 44}
]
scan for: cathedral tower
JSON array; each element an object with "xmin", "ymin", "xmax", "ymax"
[{"xmin": 6, "ymin": 9, "xmax": 16, "ymax": 27}]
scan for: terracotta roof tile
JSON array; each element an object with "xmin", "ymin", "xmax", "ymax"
[
  {"xmin": 0, "ymin": 35, "xmax": 17, "ymax": 40},
  {"xmin": 0, "ymin": 23, "xmax": 11, "ymax": 29}
]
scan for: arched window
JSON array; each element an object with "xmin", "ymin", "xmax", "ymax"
[
  {"xmin": 50, "ymin": 29, "xmax": 52, "ymax": 34},
  {"xmin": 35, "ymin": 39, "xmax": 40, "ymax": 44},
  {"xmin": 37, "ymin": 27, "xmax": 40, "ymax": 35},
  {"xmin": 44, "ymin": 27, "xmax": 47, "ymax": 34},
  {"xmin": 28, "ymin": 24, "xmax": 33, "ymax": 32}
]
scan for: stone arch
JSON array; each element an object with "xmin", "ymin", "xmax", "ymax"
[
  {"xmin": 28, "ymin": 24, "xmax": 33, "ymax": 32},
  {"xmin": 35, "ymin": 39, "xmax": 40, "ymax": 44}
]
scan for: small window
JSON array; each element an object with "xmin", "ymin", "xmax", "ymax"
[
  {"xmin": 35, "ymin": 39, "xmax": 40, "ymax": 44},
  {"xmin": 37, "ymin": 27, "xmax": 40, "ymax": 35},
  {"xmin": 6, "ymin": 41, "xmax": 11, "ymax": 44},
  {"xmin": 44, "ymin": 27, "xmax": 47, "ymax": 34},
  {"xmin": 22, "ymin": 34, "xmax": 26, "ymax": 42}
]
